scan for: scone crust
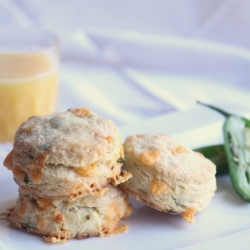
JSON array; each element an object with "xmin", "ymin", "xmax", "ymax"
[
  {"xmin": 120, "ymin": 134, "xmax": 216, "ymax": 222},
  {"xmin": 9, "ymin": 186, "xmax": 132, "ymax": 242},
  {"xmin": 12, "ymin": 108, "xmax": 123, "ymax": 168}
]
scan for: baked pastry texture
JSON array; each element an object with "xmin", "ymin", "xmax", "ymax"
[
  {"xmin": 120, "ymin": 133, "xmax": 217, "ymax": 223},
  {"xmin": 4, "ymin": 108, "xmax": 131, "ymax": 200},
  {"xmin": 9, "ymin": 185, "xmax": 132, "ymax": 243}
]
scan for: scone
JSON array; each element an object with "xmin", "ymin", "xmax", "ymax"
[
  {"xmin": 120, "ymin": 134, "xmax": 216, "ymax": 223},
  {"xmin": 9, "ymin": 185, "xmax": 132, "ymax": 243},
  {"xmin": 4, "ymin": 108, "xmax": 131, "ymax": 200}
]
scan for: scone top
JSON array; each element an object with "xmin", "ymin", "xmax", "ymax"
[
  {"xmin": 124, "ymin": 133, "xmax": 216, "ymax": 183},
  {"xmin": 9, "ymin": 108, "xmax": 123, "ymax": 168}
]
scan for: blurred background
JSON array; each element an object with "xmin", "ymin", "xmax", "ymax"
[{"xmin": 1, "ymin": 0, "xmax": 250, "ymax": 128}]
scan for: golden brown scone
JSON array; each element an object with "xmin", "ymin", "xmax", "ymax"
[
  {"xmin": 120, "ymin": 134, "xmax": 217, "ymax": 223},
  {"xmin": 9, "ymin": 185, "xmax": 132, "ymax": 243},
  {"xmin": 4, "ymin": 108, "xmax": 131, "ymax": 200}
]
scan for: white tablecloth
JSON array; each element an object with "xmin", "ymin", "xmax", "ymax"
[{"xmin": 1, "ymin": 0, "xmax": 250, "ymax": 128}]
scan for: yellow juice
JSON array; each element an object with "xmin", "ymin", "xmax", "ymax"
[{"xmin": 0, "ymin": 52, "xmax": 58, "ymax": 142}]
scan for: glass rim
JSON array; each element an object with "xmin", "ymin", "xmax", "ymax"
[{"xmin": 0, "ymin": 28, "xmax": 59, "ymax": 53}]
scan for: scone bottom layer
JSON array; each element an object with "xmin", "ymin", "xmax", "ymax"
[{"xmin": 8, "ymin": 186, "xmax": 132, "ymax": 243}]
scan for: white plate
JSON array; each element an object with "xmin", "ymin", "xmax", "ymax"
[{"xmin": 1, "ymin": 106, "xmax": 250, "ymax": 250}]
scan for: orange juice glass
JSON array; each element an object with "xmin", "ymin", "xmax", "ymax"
[{"xmin": 0, "ymin": 29, "xmax": 59, "ymax": 142}]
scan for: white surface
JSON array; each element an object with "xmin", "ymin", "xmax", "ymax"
[
  {"xmin": 0, "ymin": 107, "xmax": 250, "ymax": 250},
  {"xmin": 56, "ymin": 33, "xmax": 250, "ymax": 127},
  {"xmin": 2, "ymin": 0, "xmax": 250, "ymax": 51},
  {"xmin": 1, "ymin": 0, "xmax": 250, "ymax": 127}
]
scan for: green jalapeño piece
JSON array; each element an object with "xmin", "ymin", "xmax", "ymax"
[{"xmin": 198, "ymin": 101, "xmax": 250, "ymax": 202}]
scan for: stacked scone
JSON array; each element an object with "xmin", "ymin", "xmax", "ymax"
[{"xmin": 3, "ymin": 108, "xmax": 132, "ymax": 243}]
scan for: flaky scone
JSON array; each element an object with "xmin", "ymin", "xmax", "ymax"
[
  {"xmin": 9, "ymin": 185, "xmax": 132, "ymax": 243},
  {"xmin": 4, "ymin": 108, "xmax": 131, "ymax": 200},
  {"xmin": 120, "ymin": 134, "xmax": 216, "ymax": 223}
]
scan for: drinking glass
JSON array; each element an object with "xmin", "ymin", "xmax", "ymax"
[{"xmin": 0, "ymin": 28, "xmax": 59, "ymax": 142}]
